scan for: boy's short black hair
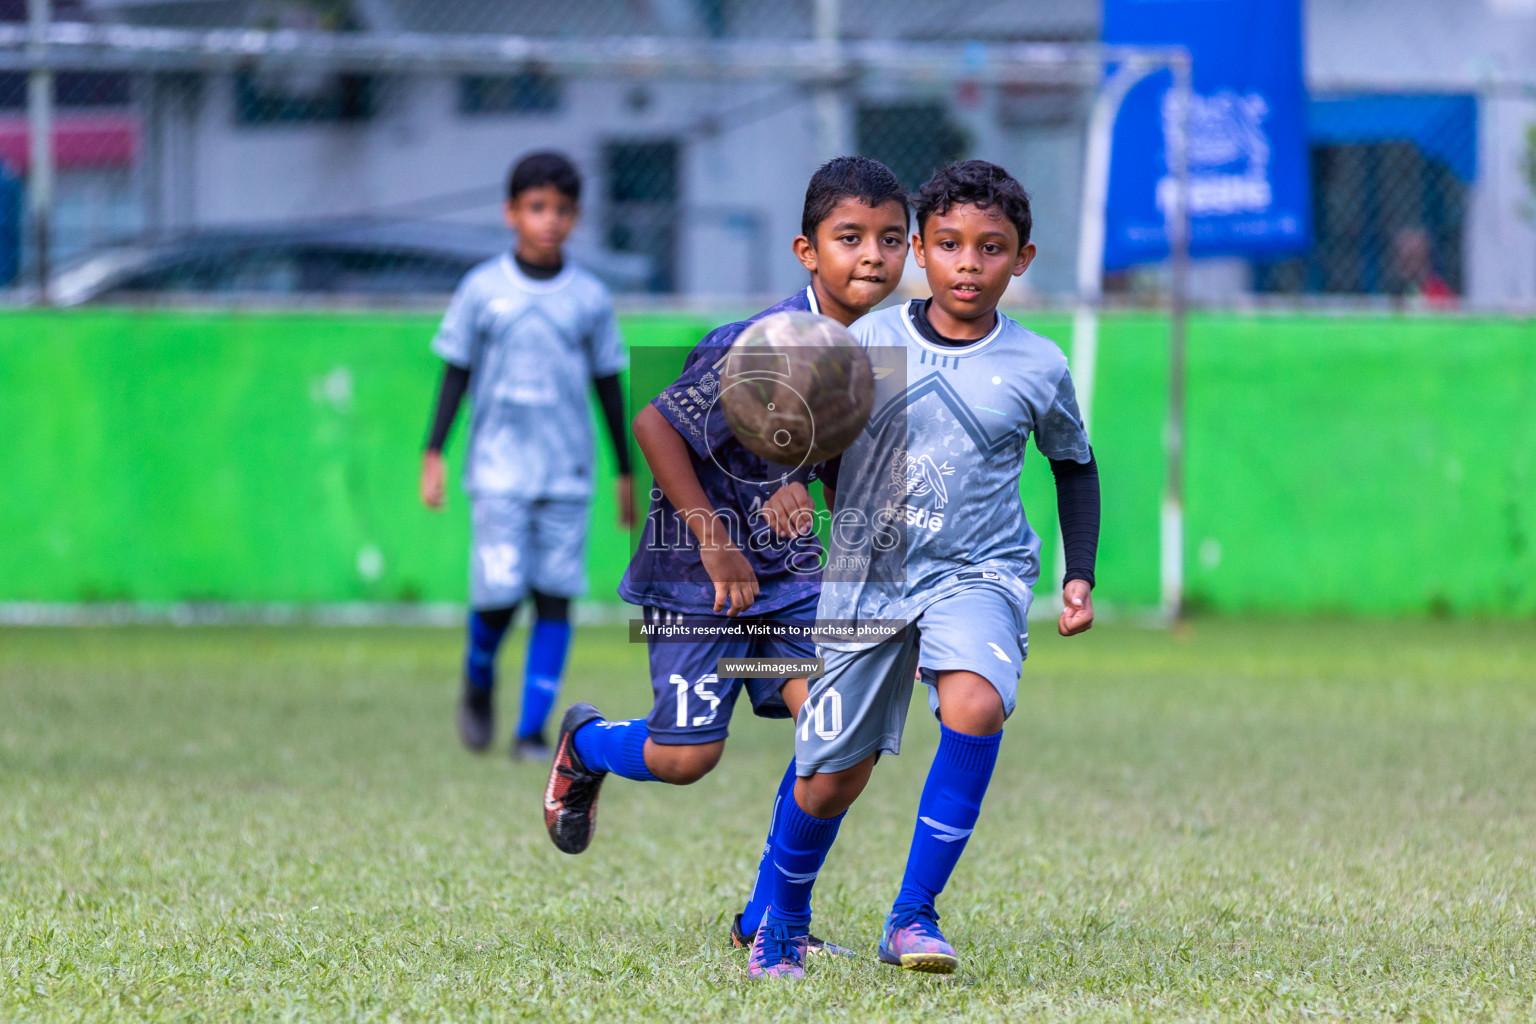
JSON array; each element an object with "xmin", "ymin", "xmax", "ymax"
[
  {"xmin": 507, "ymin": 151, "xmax": 581, "ymax": 203},
  {"xmin": 801, "ymin": 156, "xmax": 909, "ymax": 241},
  {"xmin": 913, "ymin": 160, "xmax": 1032, "ymax": 247}
]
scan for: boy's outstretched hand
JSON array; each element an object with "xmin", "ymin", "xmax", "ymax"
[
  {"xmin": 420, "ymin": 451, "xmax": 446, "ymax": 510},
  {"xmin": 1058, "ymin": 579, "xmax": 1094, "ymax": 636},
  {"xmin": 759, "ymin": 481, "xmax": 816, "ymax": 538},
  {"xmin": 615, "ymin": 474, "xmax": 636, "ymax": 530},
  {"xmin": 700, "ymin": 535, "xmax": 759, "ymax": 616}
]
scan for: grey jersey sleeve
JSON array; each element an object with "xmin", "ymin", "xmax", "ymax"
[
  {"xmin": 1033, "ymin": 367, "xmax": 1093, "ymax": 463},
  {"xmin": 587, "ymin": 295, "xmax": 627, "ymax": 378},
  {"xmin": 431, "ymin": 276, "xmax": 479, "ymax": 368}
]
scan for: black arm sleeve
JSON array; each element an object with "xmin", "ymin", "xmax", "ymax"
[
  {"xmin": 425, "ymin": 362, "xmax": 471, "ymax": 453},
  {"xmin": 592, "ymin": 373, "xmax": 633, "ymax": 475},
  {"xmin": 1050, "ymin": 450, "xmax": 1100, "ymax": 588},
  {"xmin": 815, "ymin": 454, "xmax": 841, "ymax": 492}
]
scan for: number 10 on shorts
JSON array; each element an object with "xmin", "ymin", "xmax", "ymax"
[{"xmin": 799, "ymin": 690, "xmax": 843, "ymax": 741}]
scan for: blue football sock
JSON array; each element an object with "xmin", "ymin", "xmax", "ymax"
[
  {"xmin": 463, "ymin": 609, "xmax": 512, "ymax": 691},
  {"xmin": 739, "ymin": 758, "xmax": 798, "ymax": 935},
  {"xmin": 517, "ymin": 618, "xmax": 572, "ymax": 739},
  {"xmin": 893, "ymin": 724, "xmax": 1001, "ymax": 913},
  {"xmin": 765, "ymin": 793, "xmax": 844, "ymax": 930},
  {"xmin": 572, "ymin": 718, "xmax": 657, "ymax": 781}
]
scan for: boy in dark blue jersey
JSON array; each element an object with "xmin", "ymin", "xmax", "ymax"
[{"xmin": 542, "ymin": 156, "xmax": 910, "ymax": 952}]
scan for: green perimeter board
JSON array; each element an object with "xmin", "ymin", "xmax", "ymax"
[
  {"xmin": 0, "ymin": 309, "xmax": 1531, "ymax": 614},
  {"xmin": 1183, "ymin": 314, "xmax": 1536, "ymax": 614}
]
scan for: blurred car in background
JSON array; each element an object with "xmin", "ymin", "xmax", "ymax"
[{"xmin": 49, "ymin": 220, "xmax": 652, "ymax": 306}]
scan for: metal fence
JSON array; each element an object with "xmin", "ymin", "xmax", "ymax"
[
  {"xmin": 0, "ymin": 2, "xmax": 1528, "ymax": 312},
  {"xmin": 0, "ymin": 1, "xmax": 1133, "ymax": 308},
  {"xmin": 1252, "ymin": 92, "xmax": 1478, "ymax": 304}
]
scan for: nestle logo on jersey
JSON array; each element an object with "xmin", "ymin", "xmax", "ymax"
[{"xmin": 882, "ymin": 499, "xmax": 945, "ymax": 533}]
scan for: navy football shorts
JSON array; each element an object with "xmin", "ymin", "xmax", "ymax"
[{"xmin": 643, "ymin": 592, "xmax": 820, "ymax": 746}]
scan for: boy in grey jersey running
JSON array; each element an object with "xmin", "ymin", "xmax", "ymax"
[
  {"xmin": 746, "ymin": 161, "xmax": 1101, "ymax": 979},
  {"xmin": 421, "ymin": 152, "xmax": 634, "ymax": 760}
]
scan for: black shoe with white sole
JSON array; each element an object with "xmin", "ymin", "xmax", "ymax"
[{"xmin": 542, "ymin": 702, "xmax": 607, "ymax": 854}]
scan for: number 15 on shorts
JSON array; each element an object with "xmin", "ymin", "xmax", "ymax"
[{"xmin": 673, "ymin": 673, "xmax": 722, "ymax": 729}]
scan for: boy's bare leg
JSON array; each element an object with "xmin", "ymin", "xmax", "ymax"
[
  {"xmin": 933, "ymin": 671, "xmax": 1005, "ymax": 734},
  {"xmin": 643, "ymin": 739, "xmax": 725, "ymax": 785},
  {"xmin": 780, "ymin": 676, "xmax": 808, "ymax": 718},
  {"xmin": 793, "ymin": 756, "xmax": 878, "ymax": 819}
]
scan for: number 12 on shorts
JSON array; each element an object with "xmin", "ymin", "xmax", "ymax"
[{"xmin": 672, "ymin": 673, "xmax": 722, "ymax": 729}]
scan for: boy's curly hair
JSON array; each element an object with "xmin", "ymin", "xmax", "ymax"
[{"xmin": 913, "ymin": 160, "xmax": 1032, "ymax": 247}]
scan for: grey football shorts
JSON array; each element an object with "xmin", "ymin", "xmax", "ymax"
[
  {"xmin": 794, "ymin": 584, "xmax": 1031, "ymax": 776},
  {"xmin": 469, "ymin": 496, "xmax": 589, "ymax": 609}
]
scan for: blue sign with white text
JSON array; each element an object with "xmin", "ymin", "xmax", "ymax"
[{"xmin": 1102, "ymin": 0, "xmax": 1310, "ymax": 269}]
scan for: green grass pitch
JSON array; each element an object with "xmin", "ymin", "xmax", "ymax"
[{"xmin": 4, "ymin": 620, "xmax": 1536, "ymax": 1022}]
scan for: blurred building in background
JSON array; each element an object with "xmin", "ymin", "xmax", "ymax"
[
  {"xmin": 0, "ymin": 0, "xmax": 1533, "ymax": 306},
  {"xmin": 1283, "ymin": 0, "xmax": 1536, "ymax": 308}
]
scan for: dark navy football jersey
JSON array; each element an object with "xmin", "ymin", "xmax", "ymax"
[{"xmin": 618, "ymin": 287, "xmax": 830, "ymax": 616}]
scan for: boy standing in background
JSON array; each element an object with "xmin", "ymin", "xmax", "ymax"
[{"xmin": 421, "ymin": 151, "xmax": 635, "ymax": 761}]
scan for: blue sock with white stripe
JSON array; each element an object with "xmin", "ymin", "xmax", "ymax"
[
  {"xmin": 893, "ymin": 724, "xmax": 1001, "ymax": 913},
  {"xmin": 739, "ymin": 758, "xmax": 799, "ymax": 935},
  {"xmin": 572, "ymin": 718, "xmax": 657, "ymax": 781},
  {"xmin": 764, "ymin": 794, "xmax": 845, "ymax": 930},
  {"xmin": 517, "ymin": 618, "xmax": 571, "ymax": 740}
]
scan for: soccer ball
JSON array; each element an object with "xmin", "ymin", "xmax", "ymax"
[{"xmin": 718, "ymin": 311, "xmax": 875, "ymax": 467}]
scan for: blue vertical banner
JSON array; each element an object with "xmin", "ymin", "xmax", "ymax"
[
  {"xmin": 1102, "ymin": 0, "xmax": 1310, "ymax": 269},
  {"xmin": 0, "ymin": 164, "xmax": 18, "ymax": 286}
]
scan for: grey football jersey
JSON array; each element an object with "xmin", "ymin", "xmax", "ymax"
[
  {"xmin": 432, "ymin": 254, "xmax": 626, "ymax": 499},
  {"xmin": 818, "ymin": 302, "xmax": 1090, "ymax": 635}
]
